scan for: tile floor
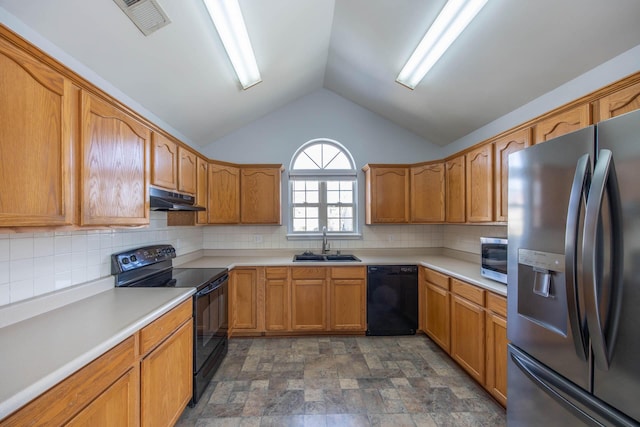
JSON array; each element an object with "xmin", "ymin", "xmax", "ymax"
[{"xmin": 176, "ymin": 335, "xmax": 506, "ymax": 427}]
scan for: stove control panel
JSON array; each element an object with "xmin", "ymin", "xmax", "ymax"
[{"xmin": 111, "ymin": 244, "xmax": 176, "ymax": 274}]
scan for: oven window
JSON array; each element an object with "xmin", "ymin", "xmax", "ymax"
[
  {"xmin": 195, "ymin": 288, "xmax": 222, "ymax": 371},
  {"xmin": 482, "ymin": 244, "xmax": 508, "ymax": 275}
]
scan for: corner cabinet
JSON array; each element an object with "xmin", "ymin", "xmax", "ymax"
[
  {"xmin": 411, "ymin": 163, "xmax": 445, "ymax": 223},
  {"xmin": 240, "ymin": 167, "xmax": 283, "ymax": 224},
  {"xmin": 0, "ymin": 35, "xmax": 75, "ymax": 227},
  {"xmin": 80, "ymin": 91, "xmax": 150, "ymax": 226},
  {"xmin": 363, "ymin": 165, "xmax": 410, "ymax": 224}
]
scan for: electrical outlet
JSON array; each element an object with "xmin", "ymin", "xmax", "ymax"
[{"xmin": 254, "ymin": 234, "xmax": 263, "ymax": 243}]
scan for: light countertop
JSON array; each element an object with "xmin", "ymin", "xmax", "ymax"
[
  {"xmin": 0, "ymin": 287, "xmax": 194, "ymax": 420},
  {"xmin": 178, "ymin": 248, "xmax": 507, "ymax": 296}
]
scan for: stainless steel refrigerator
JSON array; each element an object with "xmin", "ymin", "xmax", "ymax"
[{"xmin": 507, "ymin": 108, "xmax": 640, "ymax": 426}]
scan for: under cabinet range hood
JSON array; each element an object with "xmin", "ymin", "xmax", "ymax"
[{"xmin": 149, "ymin": 187, "xmax": 205, "ymax": 211}]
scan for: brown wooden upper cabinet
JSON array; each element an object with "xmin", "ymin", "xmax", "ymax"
[
  {"xmin": 466, "ymin": 143, "xmax": 494, "ymax": 222},
  {"xmin": 494, "ymin": 128, "xmax": 531, "ymax": 222},
  {"xmin": 411, "ymin": 163, "xmax": 445, "ymax": 223},
  {"xmin": 534, "ymin": 104, "xmax": 591, "ymax": 144},
  {"xmin": 363, "ymin": 165, "xmax": 410, "ymax": 224},
  {"xmin": 0, "ymin": 36, "xmax": 75, "ymax": 227},
  {"xmin": 151, "ymin": 133, "xmax": 198, "ymax": 195},
  {"xmin": 445, "ymin": 155, "xmax": 466, "ymax": 223},
  {"xmin": 594, "ymin": 80, "xmax": 640, "ymax": 122},
  {"xmin": 240, "ymin": 167, "xmax": 283, "ymax": 224},
  {"xmin": 196, "ymin": 156, "xmax": 209, "ymax": 224},
  {"xmin": 80, "ymin": 91, "xmax": 150, "ymax": 226},
  {"xmin": 151, "ymin": 133, "xmax": 178, "ymax": 191},
  {"xmin": 208, "ymin": 163, "xmax": 240, "ymax": 224}
]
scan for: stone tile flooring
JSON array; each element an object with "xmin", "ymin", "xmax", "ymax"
[{"xmin": 176, "ymin": 335, "xmax": 506, "ymax": 427}]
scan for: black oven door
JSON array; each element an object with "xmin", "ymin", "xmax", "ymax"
[{"xmin": 194, "ymin": 274, "xmax": 228, "ymax": 374}]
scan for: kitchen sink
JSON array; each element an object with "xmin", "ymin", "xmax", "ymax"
[{"xmin": 293, "ymin": 253, "xmax": 360, "ymax": 262}]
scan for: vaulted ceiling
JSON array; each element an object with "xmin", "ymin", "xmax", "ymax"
[{"xmin": 1, "ymin": 0, "xmax": 639, "ymax": 147}]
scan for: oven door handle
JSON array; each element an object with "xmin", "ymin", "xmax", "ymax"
[{"xmin": 196, "ymin": 275, "xmax": 228, "ymax": 297}]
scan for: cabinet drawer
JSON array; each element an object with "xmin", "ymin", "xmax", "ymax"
[
  {"xmin": 265, "ymin": 267, "xmax": 288, "ymax": 279},
  {"xmin": 423, "ymin": 268, "xmax": 449, "ymax": 290},
  {"xmin": 486, "ymin": 292, "xmax": 507, "ymax": 317},
  {"xmin": 140, "ymin": 299, "xmax": 192, "ymax": 356},
  {"xmin": 291, "ymin": 267, "xmax": 326, "ymax": 279},
  {"xmin": 330, "ymin": 266, "xmax": 366, "ymax": 279},
  {"xmin": 451, "ymin": 279, "xmax": 485, "ymax": 306}
]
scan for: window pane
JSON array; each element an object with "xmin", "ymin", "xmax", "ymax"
[
  {"xmin": 293, "ymin": 218, "xmax": 306, "ymax": 231},
  {"xmin": 307, "ymin": 181, "xmax": 319, "ymax": 190},
  {"xmin": 327, "ymin": 206, "xmax": 339, "ymax": 218},
  {"xmin": 307, "ymin": 219, "xmax": 319, "ymax": 231},
  {"xmin": 325, "ymin": 152, "xmax": 351, "ymax": 169},
  {"xmin": 293, "ymin": 154, "xmax": 319, "ymax": 170},
  {"xmin": 340, "ymin": 219, "xmax": 353, "ymax": 232},
  {"xmin": 326, "ymin": 181, "xmax": 339, "ymax": 190},
  {"xmin": 307, "ymin": 192, "xmax": 319, "ymax": 203},
  {"xmin": 327, "ymin": 218, "xmax": 339, "ymax": 231},
  {"xmin": 340, "ymin": 191, "xmax": 352, "ymax": 203},
  {"xmin": 293, "ymin": 191, "xmax": 306, "ymax": 203},
  {"xmin": 340, "ymin": 181, "xmax": 353, "ymax": 190},
  {"xmin": 293, "ymin": 207, "xmax": 306, "ymax": 218},
  {"xmin": 327, "ymin": 190, "xmax": 339, "ymax": 204},
  {"xmin": 341, "ymin": 207, "xmax": 353, "ymax": 218}
]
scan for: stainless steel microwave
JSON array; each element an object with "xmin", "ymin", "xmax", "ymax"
[{"xmin": 480, "ymin": 237, "xmax": 508, "ymax": 284}]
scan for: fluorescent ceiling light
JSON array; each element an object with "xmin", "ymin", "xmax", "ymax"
[
  {"xmin": 203, "ymin": 0, "xmax": 261, "ymax": 89},
  {"xmin": 397, "ymin": 0, "xmax": 488, "ymax": 89}
]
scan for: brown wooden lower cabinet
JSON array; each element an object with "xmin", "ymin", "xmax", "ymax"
[
  {"xmin": 0, "ymin": 299, "xmax": 193, "ymax": 426},
  {"xmin": 419, "ymin": 267, "xmax": 507, "ymax": 407},
  {"xmin": 330, "ymin": 267, "xmax": 366, "ymax": 331},
  {"xmin": 291, "ymin": 267, "xmax": 327, "ymax": 331},
  {"xmin": 265, "ymin": 267, "xmax": 290, "ymax": 331}
]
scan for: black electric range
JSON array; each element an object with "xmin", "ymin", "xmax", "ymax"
[{"xmin": 111, "ymin": 245, "xmax": 228, "ymax": 406}]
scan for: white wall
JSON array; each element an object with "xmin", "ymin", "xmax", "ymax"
[{"xmin": 0, "ymin": 212, "xmax": 202, "ymax": 306}]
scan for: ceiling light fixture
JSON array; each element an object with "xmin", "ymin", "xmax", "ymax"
[
  {"xmin": 203, "ymin": 0, "xmax": 261, "ymax": 90},
  {"xmin": 396, "ymin": 0, "xmax": 488, "ymax": 90}
]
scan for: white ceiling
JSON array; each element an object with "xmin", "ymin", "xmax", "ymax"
[{"xmin": 1, "ymin": 0, "xmax": 640, "ymax": 147}]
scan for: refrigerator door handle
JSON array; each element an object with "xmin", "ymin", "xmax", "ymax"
[
  {"xmin": 510, "ymin": 345, "xmax": 639, "ymax": 427},
  {"xmin": 565, "ymin": 153, "xmax": 590, "ymax": 361},
  {"xmin": 583, "ymin": 149, "xmax": 624, "ymax": 371}
]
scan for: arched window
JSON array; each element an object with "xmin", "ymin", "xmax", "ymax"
[{"xmin": 288, "ymin": 139, "xmax": 358, "ymax": 236}]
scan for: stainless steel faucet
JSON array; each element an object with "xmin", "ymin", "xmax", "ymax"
[{"xmin": 321, "ymin": 226, "xmax": 330, "ymax": 254}]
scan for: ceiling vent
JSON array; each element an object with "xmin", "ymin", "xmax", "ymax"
[{"xmin": 113, "ymin": 0, "xmax": 171, "ymax": 36}]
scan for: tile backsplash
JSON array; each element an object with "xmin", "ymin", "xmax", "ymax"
[
  {"xmin": 0, "ymin": 212, "xmax": 203, "ymax": 306},
  {"xmin": 0, "ymin": 219, "xmax": 506, "ymax": 307}
]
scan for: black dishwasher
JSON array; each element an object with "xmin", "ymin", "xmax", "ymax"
[{"xmin": 366, "ymin": 265, "xmax": 418, "ymax": 335}]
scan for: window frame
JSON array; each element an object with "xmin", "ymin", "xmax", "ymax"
[{"xmin": 287, "ymin": 139, "xmax": 360, "ymax": 239}]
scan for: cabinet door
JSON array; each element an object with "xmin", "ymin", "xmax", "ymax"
[
  {"xmin": 151, "ymin": 132, "xmax": 177, "ymax": 190},
  {"xmin": 411, "ymin": 163, "xmax": 445, "ymax": 223},
  {"xmin": 494, "ymin": 128, "xmax": 531, "ymax": 222},
  {"xmin": 141, "ymin": 320, "xmax": 193, "ymax": 427},
  {"xmin": 364, "ymin": 166, "xmax": 409, "ymax": 223},
  {"xmin": 451, "ymin": 294, "xmax": 485, "ymax": 383},
  {"xmin": 66, "ymin": 368, "xmax": 139, "ymax": 427},
  {"xmin": 80, "ymin": 91, "xmax": 150, "ymax": 226},
  {"xmin": 0, "ymin": 37, "xmax": 74, "ymax": 226},
  {"xmin": 445, "ymin": 155, "xmax": 466, "ymax": 223},
  {"xmin": 534, "ymin": 104, "xmax": 591, "ymax": 144},
  {"xmin": 240, "ymin": 168, "xmax": 282, "ymax": 224},
  {"xmin": 486, "ymin": 311, "xmax": 508, "ymax": 407},
  {"xmin": 425, "ymin": 283, "xmax": 451, "ymax": 353},
  {"xmin": 178, "ymin": 146, "xmax": 197, "ymax": 195},
  {"xmin": 291, "ymin": 277, "xmax": 327, "ymax": 331},
  {"xmin": 196, "ymin": 156, "xmax": 208, "ymax": 224},
  {"xmin": 208, "ymin": 163, "xmax": 240, "ymax": 224},
  {"xmin": 595, "ymin": 80, "xmax": 640, "ymax": 122},
  {"xmin": 330, "ymin": 279, "xmax": 366, "ymax": 331},
  {"xmin": 265, "ymin": 268, "xmax": 290, "ymax": 332},
  {"xmin": 466, "ymin": 143, "xmax": 494, "ymax": 222},
  {"xmin": 230, "ymin": 268, "xmax": 260, "ymax": 330}
]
